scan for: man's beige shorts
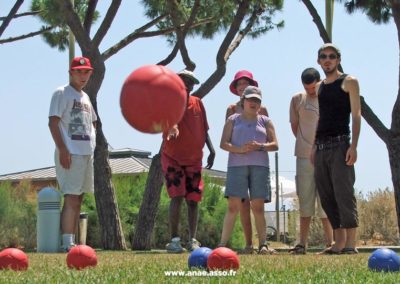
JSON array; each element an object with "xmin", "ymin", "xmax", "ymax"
[
  {"xmin": 55, "ymin": 150, "xmax": 94, "ymax": 195},
  {"xmin": 295, "ymin": 158, "xmax": 327, "ymax": 218}
]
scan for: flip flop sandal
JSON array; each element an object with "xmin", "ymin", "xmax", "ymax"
[
  {"xmin": 316, "ymin": 246, "xmax": 341, "ymax": 255},
  {"xmin": 288, "ymin": 244, "xmax": 306, "ymax": 255}
]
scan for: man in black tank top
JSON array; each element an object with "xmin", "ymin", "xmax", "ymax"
[{"xmin": 312, "ymin": 43, "xmax": 361, "ymax": 255}]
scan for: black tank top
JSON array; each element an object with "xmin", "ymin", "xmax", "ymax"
[{"xmin": 316, "ymin": 74, "xmax": 350, "ymax": 139}]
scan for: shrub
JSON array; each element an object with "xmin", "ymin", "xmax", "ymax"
[
  {"xmin": 151, "ymin": 174, "xmax": 244, "ymax": 249},
  {"xmin": 357, "ymin": 188, "xmax": 398, "ymax": 245},
  {"xmin": 308, "ymin": 216, "xmax": 327, "ymax": 247},
  {"xmin": 110, "ymin": 173, "xmax": 244, "ymax": 249},
  {"xmin": 0, "ymin": 181, "xmax": 36, "ymax": 249},
  {"xmin": 81, "ymin": 193, "xmax": 101, "ymax": 248}
]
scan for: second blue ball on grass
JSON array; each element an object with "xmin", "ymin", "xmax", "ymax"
[{"xmin": 188, "ymin": 247, "xmax": 212, "ymax": 269}]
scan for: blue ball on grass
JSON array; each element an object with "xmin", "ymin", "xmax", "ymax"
[
  {"xmin": 188, "ymin": 247, "xmax": 212, "ymax": 270},
  {"xmin": 368, "ymin": 248, "xmax": 400, "ymax": 272}
]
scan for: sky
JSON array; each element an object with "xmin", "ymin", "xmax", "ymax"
[{"xmin": 0, "ymin": 1, "xmax": 397, "ymax": 195}]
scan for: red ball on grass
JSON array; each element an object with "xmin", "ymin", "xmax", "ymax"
[
  {"xmin": 66, "ymin": 245, "xmax": 97, "ymax": 270},
  {"xmin": 0, "ymin": 248, "xmax": 29, "ymax": 271},
  {"xmin": 207, "ymin": 247, "xmax": 239, "ymax": 271}
]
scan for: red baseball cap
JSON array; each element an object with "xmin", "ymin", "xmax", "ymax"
[
  {"xmin": 229, "ymin": 70, "xmax": 258, "ymax": 95},
  {"xmin": 70, "ymin": 57, "xmax": 93, "ymax": 70}
]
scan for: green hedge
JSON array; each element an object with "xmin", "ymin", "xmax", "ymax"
[
  {"xmin": 0, "ymin": 174, "xmax": 255, "ymax": 250},
  {"xmin": 113, "ymin": 174, "xmax": 244, "ymax": 249},
  {"xmin": 0, "ymin": 181, "xmax": 36, "ymax": 249}
]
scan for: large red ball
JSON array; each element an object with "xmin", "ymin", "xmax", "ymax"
[
  {"xmin": 207, "ymin": 247, "xmax": 240, "ymax": 271},
  {"xmin": 120, "ymin": 65, "xmax": 187, "ymax": 133},
  {"xmin": 0, "ymin": 248, "xmax": 29, "ymax": 271},
  {"xmin": 66, "ymin": 245, "xmax": 97, "ymax": 270}
]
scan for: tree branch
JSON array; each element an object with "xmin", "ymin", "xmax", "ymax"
[
  {"xmin": 193, "ymin": 0, "xmax": 250, "ymax": 98},
  {"xmin": 56, "ymin": 0, "xmax": 93, "ymax": 51},
  {"xmin": 0, "ymin": 10, "xmax": 41, "ymax": 21},
  {"xmin": 360, "ymin": 96, "xmax": 390, "ymax": 143},
  {"xmin": 157, "ymin": 42, "xmax": 179, "ymax": 66},
  {"xmin": 167, "ymin": 0, "xmax": 200, "ymax": 70},
  {"xmin": 301, "ymin": 0, "xmax": 331, "ymax": 42},
  {"xmin": 184, "ymin": 0, "xmax": 201, "ymax": 32},
  {"xmin": 157, "ymin": 0, "xmax": 200, "ymax": 67},
  {"xmin": 102, "ymin": 16, "xmax": 213, "ymax": 61},
  {"xmin": 0, "ymin": 26, "xmax": 54, "ymax": 44},
  {"xmin": 83, "ymin": 0, "xmax": 98, "ymax": 35},
  {"xmin": 0, "ymin": 0, "xmax": 24, "ymax": 37},
  {"xmin": 179, "ymin": 0, "xmax": 201, "ymax": 70},
  {"xmin": 224, "ymin": 2, "xmax": 264, "ymax": 62},
  {"xmin": 101, "ymin": 13, "xmax": 167, "ymax": 60},
  {"xmin": 390, "ymin": 2, "xmax": 400, "ymax": 135},
  {"xmin": 92, "ymin": 0, "xmax": 121, "ymax": 46}
]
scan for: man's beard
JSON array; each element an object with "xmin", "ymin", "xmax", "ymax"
[{"xmin": 323, "ymin": 66, "xmax": 336, "ymax": 75}]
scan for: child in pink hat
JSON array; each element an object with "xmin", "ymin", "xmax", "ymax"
[{"xmin": 224, "ymin": 70, "xmax": 272, "ymax": 254}]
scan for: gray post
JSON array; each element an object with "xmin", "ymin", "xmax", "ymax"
[
  {"xmin": 275, "ymin": 152, "xmax": 280, "ymax": 239},
  {"xmin": 78, "ymin": 212, "xmax": 89, "ymax": 245},
  {"xmin": 37, "ymin": 187, "xmax": 61, "ymax": 252}
]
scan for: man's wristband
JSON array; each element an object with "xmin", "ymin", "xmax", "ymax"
[{"xmin": 259, "ymin": 144, "xmax": 265, "ymax": 151}]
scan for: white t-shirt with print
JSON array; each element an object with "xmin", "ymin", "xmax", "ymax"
[{"xmin": 49, "ymin": 84, "xmax": 97, "ymax": 155}]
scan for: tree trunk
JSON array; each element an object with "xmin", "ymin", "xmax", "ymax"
[
  {"xmin": 93, "ymin": 126, "xmax": 127, "ymax": 250},
  {"xmin": 86, "ymin": 63, "xmax": 127, "ymax": 250},
  {"xmin": 132, "ymin": 152, "xmax": 164, "ymax": 250},
  {"xmin": 389, "ymin": 0, "xmax": 400, "ymax": 241},
  {"xmin": 388, "ymin": 139, "xmax": 400, "ymax": 234}
]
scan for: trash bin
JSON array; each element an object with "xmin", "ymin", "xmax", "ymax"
[
  {"xmin": 78, "ymin": 212, "xmax": 88, "ymax": 245},
  {"xmin": 37, "ymin": 187, "xmax": 61, "ymax": 252}
]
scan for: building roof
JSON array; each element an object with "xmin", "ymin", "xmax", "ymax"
[
  {"xmin": 0, "ymin": 148, "xmax": 226, "ymax": 182},
  {"xmin": 109, "ymin": 156, "xmax": 149, "ymax": 175},
  {"xmin": 0, "ymin": 166, "xmax": 57, "ymax": 182}
]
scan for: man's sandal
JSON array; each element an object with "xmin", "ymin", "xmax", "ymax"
[
  {"xmin": 341, "ymin": 247, "xmax": 359, "ymax": 254},
  {"xmin": 288, "ymin": 244, "xmax": 306, "ymax": 255}
]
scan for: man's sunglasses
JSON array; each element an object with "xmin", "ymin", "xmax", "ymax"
[{"xmin": 319, "ymin": 53, "xmax": 338, "ymax": 60}]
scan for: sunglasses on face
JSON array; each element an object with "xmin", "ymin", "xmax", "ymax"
[{"xmin": 319, "ymin": 53, "xmax": 338, "ymax": 60}]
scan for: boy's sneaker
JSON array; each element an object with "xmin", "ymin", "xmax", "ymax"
[
  {"xmin": 61, "ymin": 243, "xmax": 76, "ymax": 253},
  {"xmin": 166, "ymin": 237, "xmax": 186, "ymax": 253},
  {"xmin": 187, "ymin": 238, "xmax": 201, "ymax": 251}
]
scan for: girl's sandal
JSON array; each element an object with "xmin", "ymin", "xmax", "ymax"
[
  {"xmin": 288, "ymin": 244, "xmax": 306, "ymax": 255},
  {"xmin": 258, "ymin": 244, "xmax": 278, "ymax": 255}
]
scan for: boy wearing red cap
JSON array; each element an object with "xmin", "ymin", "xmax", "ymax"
[{"xmin": 48, "ymin": 56, "xmax": 97, "ymax": 252}]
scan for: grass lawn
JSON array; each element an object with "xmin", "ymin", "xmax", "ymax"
[{"xmin": 0, "ymin": 251, "xmax": 398, "ymax": 283}]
